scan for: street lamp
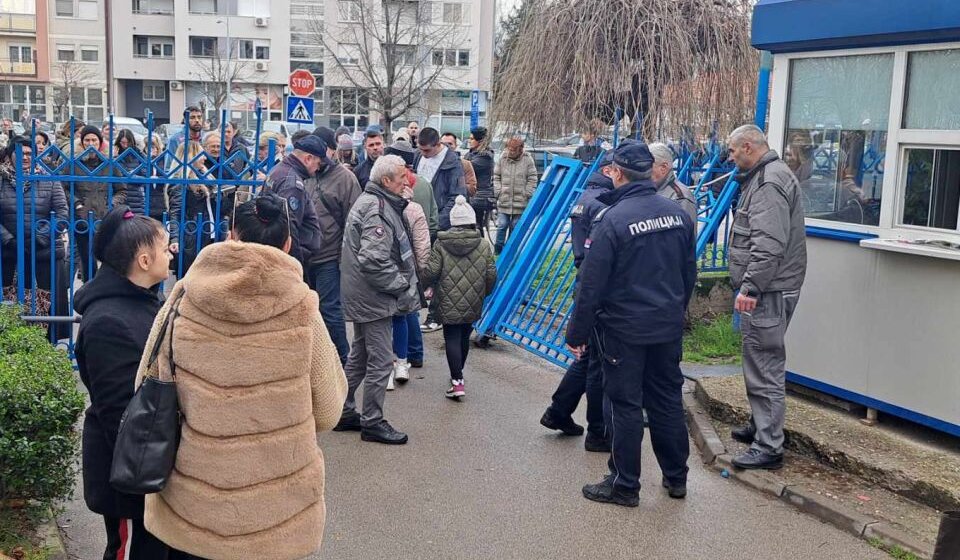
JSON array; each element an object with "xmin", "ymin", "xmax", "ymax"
[{"xmin": 216, "ymin": 16, "xmax": 231, "ymax": 120}]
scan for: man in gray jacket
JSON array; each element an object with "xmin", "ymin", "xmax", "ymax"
[
  {"xmin": 726, "ymin": 124, "xmax": 807, "ymax": 470},
  {"xmin": 649, "ymin": 142, "xmax": 698, "ymax": 225},
  {"xmin": 334, "ymin": 154, "xmax": 421, "ymax": 445}
]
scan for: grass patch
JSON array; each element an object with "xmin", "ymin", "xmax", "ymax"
[
  {"xmin": 866, "ymin": 538, "xmax": 921, "ymax": 560},
  {"xmin": 0, "ymin": 507, "xmax": 55, "ymax": 560},
  {"xmin": 683, "ymin": 313, "xmax": 742, "ymax": 365}
]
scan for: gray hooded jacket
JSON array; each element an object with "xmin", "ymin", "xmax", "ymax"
[
  {"xmin": 729, "ymin": 150, "xmax": 807, "ymax": 296},
  {"xmin": 340, "ymin": 181, "xmax": 421, "ymax": 323}
]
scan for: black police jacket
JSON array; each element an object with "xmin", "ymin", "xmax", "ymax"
[
  {"xmin": 569, "ymin": 171, "xmax": 613, "ymax": 269},
  {"xmin": 566, "ymin": 180, "xmax": 697, "ymax": 347}
]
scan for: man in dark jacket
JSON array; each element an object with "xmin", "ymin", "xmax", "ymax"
[
  {"xmin": 352, "ymin": 130, "xmax": 383, "ymax": 188},
  {"xmin": 414, "ymin": 127, "xmax": 466, "ymax": 231},
  {"xmin": 541, "ymin": 150, "xmax": 612, "ymax": 451},
  {"xmin": 726, "ymin": 124, "xmax": 807, "ymax": 471},
  {"xmin": 263, "ymin": 136, "xmax": 326, "ymax": 266},
  {"xmin": 304, "ymin": 141, "xmax": 363, "ymax": 366},
  {"xmin": 567, "ymin": 142, "xmax": 697, "ymax": 507},
  {"xmin": 465, "ymin": 127, "xmax": 495, "ymax": 237},
  {"xmin": 335, "ymin": 154, "xmax": 420, "ymax": 445}
]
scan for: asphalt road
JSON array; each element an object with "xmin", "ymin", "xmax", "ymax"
[{"xmin": 60, "ymin": 330, "xmax": 888, "ymax": 560}]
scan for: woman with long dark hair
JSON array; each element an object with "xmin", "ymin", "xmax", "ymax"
[
  {"xmin": 464, "ymin": 126, "xmax": 495, "ymax": 238},
  {"xmin": 74, "ymin": 206, "xmax": 173, "ymax": 559}
]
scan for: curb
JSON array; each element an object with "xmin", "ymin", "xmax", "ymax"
[
  {"xmin": 39, "ymin": 512, "xmax": 68, "ymax": 560},
  {"xmin": 683, "ymin": 380, "xmax": 934, "ymax": 560}
]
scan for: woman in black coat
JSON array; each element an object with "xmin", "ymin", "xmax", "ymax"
[
  {"xmin": 74, "ymin": 206, "xmax": 173, "ymax": 560},
  {"xmin": 115, "ymin": 129, "xmax": 147, "ymax": 215},
  {"xmin": 464, "ymin": 126, "xmax": 496, "ymax": 237}
]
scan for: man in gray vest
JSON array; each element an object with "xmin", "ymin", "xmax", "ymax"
[
  {"xmin": 726, "ymin": 124, "xmax": 807, "ymax": 470},
  {"xmin": 649, "ymin": 142, "xmax": 697, "ymax": 224}
]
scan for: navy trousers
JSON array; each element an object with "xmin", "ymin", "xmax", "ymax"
[
  {"xmin": 599, "ymin": 332, "xmax": 689, "ymax": 494},
  {"xmin": 547, "ymin": 337, "xmax": 605, "ymax": 437}
]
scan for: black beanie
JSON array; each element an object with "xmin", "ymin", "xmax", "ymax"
[
  {"xmin": 79, "ymin": 125, "xmax": 103, "ymax": 145},
  {"xmin": 471, "ymin": 126, "xmax": 488, "ymax": 142}
]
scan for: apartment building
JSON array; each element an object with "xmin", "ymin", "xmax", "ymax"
[
  {"xmin": 0, "ymin": 0, "xmax": 50, "ymax": 121},
  {"xmin": 110, "ymin": 0, "xmax": 290, "ymax": 126},
  {"xmin": 47, "ymin": 0, "xmax": 108, "ymax": 123}
]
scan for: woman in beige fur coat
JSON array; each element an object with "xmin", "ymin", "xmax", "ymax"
[{"xmin": 135, "ymin": 193, "xmax": 347, "ymax": 560}]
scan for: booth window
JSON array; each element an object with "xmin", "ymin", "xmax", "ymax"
[
  {"xmin": 903, "ymin": 49, "xmax": 960, "ymax": 130},
  {"xmin": 901, "ymin": 148, "xmax": 960, "ymax": 231},
  {"xmin": 785, "ymin": 54, "xmax": 894, "ymax": 226}
]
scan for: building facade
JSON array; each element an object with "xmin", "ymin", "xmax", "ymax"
[{"xmin": 0, "ymin": 0, "xmax": 50, "ymax": 122}]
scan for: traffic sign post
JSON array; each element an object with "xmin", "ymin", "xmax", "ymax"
[
  {"xmin": 289, "ymin": 69, "xmax": 316, "ymax": 97},
  {"xmin": 470, "ymin": 90, "xmax": 480, "ymax": 130},
  {"xmin": 287, "ymin": 96, "xmax": 314, "ymax": 124}
]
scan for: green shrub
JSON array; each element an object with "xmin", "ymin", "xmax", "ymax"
[
  {"xmin": 0, "ymin": 304, "xmax": 84, "ymax": 508},
  {"xmin": 683, "ymin": 312, "xmax": 742, "ymax": 365}
]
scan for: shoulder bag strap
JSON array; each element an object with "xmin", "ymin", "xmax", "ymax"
[{"xmin": 147, "ymin": 290, "xmax": 185, "ymax": 376}]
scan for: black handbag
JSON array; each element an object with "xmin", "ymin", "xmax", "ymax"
[{"xmin": 109, "ymin": 291, "xmax": 184, "ymax": 495}]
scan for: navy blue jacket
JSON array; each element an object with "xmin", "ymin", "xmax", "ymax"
[
  {"xmin": 264, "ymin": 155, "xmax": 323, "ymax": 266},
  {"xmin": 414, "ymin": 148, "xmax": 466, "ymax": 231},
  {"xmin": 566, "ymin": 180, "xmax": 697, "ymax": 347},
  {"xmin": 570, "ymin": 171, "xmax": 613, "ymax": 269}
]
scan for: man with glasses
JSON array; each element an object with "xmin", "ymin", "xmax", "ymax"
[{"xmin": 263, "ymin": 136, "xmax": 326, "ymax": 266}]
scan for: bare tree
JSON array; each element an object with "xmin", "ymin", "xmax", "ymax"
[
  {"xmin": 308, "ymin": 0, "xmax": 470, "ymax": 137},
  {"xmin": 190, "ymin": 47, "xmax": 257, "ymax": 119},
  {"xmin": 51, "ymin": 60, "xmax": 99, "ymax": 122},
  {"xmin": 493, "ymin": 0, "xmax": 757, "ymax": 142}
]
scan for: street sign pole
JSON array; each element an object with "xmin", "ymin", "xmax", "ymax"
[{"xmin": 470, "ymin": 90, "xmax": 480, "ymax": 130}]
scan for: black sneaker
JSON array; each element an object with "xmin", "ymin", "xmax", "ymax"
[
  {"xmin": 540, "ymin": 411, "xmax": 584, "ymax": 436},
  {"xmin": 731, "ymin": 424, "xmax": 756, "ymax": 444},
  {"xmin": 409, "ymin": 359, "xmax": 423, "ymax": 368},
  {"xmin": 584, "ymin": 432, "xmax": 611, "ymax": 453},
  {"xmin": 662, "ymin": 477, "xmax": 687, "ymax": 499},
  {"xmin": 333, "ymin": 411, "xmax": 362, "ymax": 432},
  {"xmin": 582, "ymin": 478, "xmax": 639, "ymax": 507},
  {"xmin": 731, "ymin": 448, "xmax": 783, "ymax": 470},
  {"xmin": 360, "ymin": 420, "xmax": 409, "ymax": 445}
]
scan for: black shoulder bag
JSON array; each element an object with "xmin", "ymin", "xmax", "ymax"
[{"xmin": 110, "ymin": 291, "xmax": 185, "ymax": 495}]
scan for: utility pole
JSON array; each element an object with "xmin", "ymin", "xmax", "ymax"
[{"xmin": 218, "ymin": 16, "xmax": 232, "ymax": 122}]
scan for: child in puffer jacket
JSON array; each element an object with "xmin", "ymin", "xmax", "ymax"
[{"xmin": 421, "ymin": 196, "xmax": 497, "ymax": 399}]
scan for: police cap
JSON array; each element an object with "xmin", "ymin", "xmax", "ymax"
[
  {"xmin": 598, "ymin": 150, "xmax": 615, "ymax": 168},
  {"xmin": 612, "ymin": 142, "xmax": 655, "ymax": 175},
  {"xmin": 294, "ymin": 136, "xmax": 332, "ymax": 164}
]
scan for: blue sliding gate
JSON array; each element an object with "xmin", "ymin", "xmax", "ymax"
[
  {"xmin": 1, "ymin": 106, "xmax": 281, "ymax": 357},
  {"xmin": 476, "ymin": 148, "xmax": 740, "ymax": 368}
]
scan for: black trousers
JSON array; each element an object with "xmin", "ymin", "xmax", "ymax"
[
  {"xmin": 442, "ymin": 323, "xmax": 473, "ymax": 381},
  {"xmin": 599, "ymin": 333, "xmax": 689, "ymax": 493},
  {"xmin": 547, "ymin": 336, "xmax": 605, "ymax": 437},
  {"xmin": 102, "ymin": 516, "xmax": 206, "ymax": 560},
  {"xmin": 75, "ymin": 230, "xmax": 98, "ymax": 282}
]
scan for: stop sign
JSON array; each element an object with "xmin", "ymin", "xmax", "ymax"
[{"xmin": 289, "ymin": 69, "xmax": 316, "ymax": 97}]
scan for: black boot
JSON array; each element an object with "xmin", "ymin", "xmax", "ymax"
[
  {"xmin": 540, "ymin": 411, "xmax": 584, "ymax": 436},
  {"xmin": 333, "ymin": 411, "xmax": 362, "ymax": 432},
  {"xmin": 360, "ymin": 420, "xmax": 408, "ymax": 445},
  {"xmin": 731, "ymin": 424, "xmax": 756, "ymax": 444},
  {"xmin": 584, "ymin": 432, "xmax": 611, "ymax": 453},
  {"xmin": 662, "ymin": 477, "xmax": 687, "ymax": 499},
  {"xmin": 582, "ymin": 478, "xmax": 639, "ymax": 507},
  {"xmin": 933, "ymin": 510, "xmax": 960, "ymax": 560}
]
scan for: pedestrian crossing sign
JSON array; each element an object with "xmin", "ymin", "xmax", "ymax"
[{"xmin": 286, "ymin": 96, "xmax": 314, "ymax": 124}]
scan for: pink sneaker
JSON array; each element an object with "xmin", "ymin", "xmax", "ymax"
[{"xmin": 445, "ymin": 380, "xmax": 465, "ymax": 399}]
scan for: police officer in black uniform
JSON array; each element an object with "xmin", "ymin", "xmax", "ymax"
[
  {"xmin": 263, "ymin": 135, "xmax": 325, "ymax": 267},
  {"xmin": 541, "ymin": 151, "xmax": 615, "ymax": 451},
  {"xmin": 566, "ymin": 142, "xmax": 697, "ymax": 507}
]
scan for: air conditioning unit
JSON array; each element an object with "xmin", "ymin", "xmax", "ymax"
[
  {"xmin": 255, "ymin": 61, "xmax": 269, "ymax": 71},
  {"xmin": 255, "ymin": 17, "xmax": 269, "ymax": 27},
  {"xmin": 170, "ymin": 80, "xmax": 184, "ymax": 91}
]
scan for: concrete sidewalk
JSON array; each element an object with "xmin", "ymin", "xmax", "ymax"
[{"xmin": 60, "ymin": 333, "xmax": 889, "ymax": 560}]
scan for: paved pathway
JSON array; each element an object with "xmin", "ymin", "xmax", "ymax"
[{"xmin": 60, "ymin": 331, "xmax": 888, "ymax": 560}]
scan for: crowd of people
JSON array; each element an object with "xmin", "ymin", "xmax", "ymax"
[{"xmin": 3, "ymin": 106, "xmax": 810, "ymax": 557}]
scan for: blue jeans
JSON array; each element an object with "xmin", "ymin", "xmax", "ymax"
[
  {"xmin": 310, "ymin": 261, "xmax": 350, "ymax": 366},
  {"xmin": 494, "ymin": 212, "xmax": 520, "ymax": 254},
  {"xmin": 392, "ymin": 312, "xmax": 423, "ymax": 362}
]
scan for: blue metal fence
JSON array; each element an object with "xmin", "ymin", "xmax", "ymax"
[
  {"xmin": 1, "ymin": 106, "xmax": 279, "ymax": 355},
  {"xmin": 476, "ymin": 148, "xmax": 739, "ymax": 367}
]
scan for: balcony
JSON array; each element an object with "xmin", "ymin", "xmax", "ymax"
[
  {"xmin": 0, "ymin": 13, "xmax": 37, "ymax": 34},
  {"xmin": 0, "ymin": 58, "xmax": 37, "ymax": 77},
  {"xmin": 132, "ymin": 0, "xmax": 174, "ymax": 15}
]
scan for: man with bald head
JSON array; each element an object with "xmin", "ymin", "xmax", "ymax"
[{"xmin": 725, "ymin": 124, "xmax": 807, "ymax": 471}]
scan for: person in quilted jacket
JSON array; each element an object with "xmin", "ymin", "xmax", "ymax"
[{"xmin": 421, "ymin": 195, "xmax": 497, "ymax": 400}]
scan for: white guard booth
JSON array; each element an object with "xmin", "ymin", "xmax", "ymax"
[{"xmin": 752, "ymin": 0, "xmax": 960, "ymax": 436}]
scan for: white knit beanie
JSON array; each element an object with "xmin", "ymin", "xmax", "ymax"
[{"xmin": 449, "ymin": 195, "xmax": 476, "ymax": 227}]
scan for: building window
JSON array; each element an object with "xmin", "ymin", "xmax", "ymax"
[
  {"xmin": 55, "ymin": 0, "xmax": 74, "ymax": 16},
  {"xmin": 442, "ymin": 2, "xmax": 461, "ymax": 24},
  {"xmin": 784, "ymin": 54, "xmax": 894, "ymax": 227},
  {"xmin": 188, "ymin": 0, "xmax": 268, "ymax": 16},
  {"xmin": 188, "ymin": 0, "xmax": 216, "ymax": 14},
  {"xmin": 337, "ymin": 43, "xmax": 360, "ymax": 66},
  {"xmin": 432, "ymin": 48, "xmax": 469, "ymax": 67},
  {"xmin": 80, "ymin": 46, "xmax": 98, "ymax": 62},
  {"xmin": 338, "ymin": 0, "xmax": 360, "ymax": 22},
  {"xmin": 135, "ymin": 36, "xmax": 174, "ymax": 58},
  {"xmin": 255, "ymin": 45, "xmax": 270, "ymax": 60},
  {"xmin": 8, "ymin": 45, "xmax": 32, "ymax": 64},
  {"xmin": 132, "ymin": 0, "xmax": 173, "ymax": 14},
  {"xmin": 143, "ymin": 81, "xmax": 166, "ymax": 102},
  {"xmin": 78, "ymin": 0, "xmax": 97, "ymax": 19},
  {"xmin": 189, "ymin": 36, "xmax": 217, "ymax": 57},
  {"xmin": 328, "ymin": 87, "xmax": 368, "ymax": 130},
  {"xmin": 3, "ymin": 0, "xmax": 36, "ymax": 13},
  {"xmin": 899, "ymin": 148, "xmax": 960, "ymax": 231},
  {"xmin": 56, "ymin": 0, "xmax": 98, "ymax": 19},
  {"xmin": 385, "ymin": 44, "xmax": 416, "ymax": 66},
  {"xmin": 57, "ymin": 45, "xmax": 76, "ymax": 62},
  {"xmin": 903, "ymin": 49, "xmax": 960, "ymax": 130}
]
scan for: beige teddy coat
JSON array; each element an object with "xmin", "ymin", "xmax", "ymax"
[{"xmin": 135, "ymin": 240, "xmax": 347, "ymax": 560}]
